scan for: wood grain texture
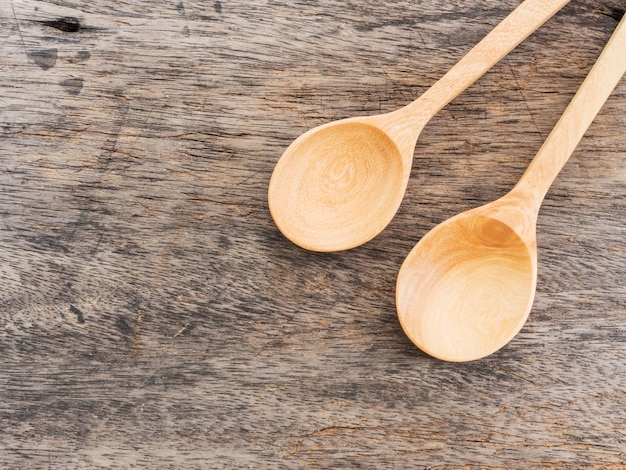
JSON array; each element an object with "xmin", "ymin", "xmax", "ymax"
[{"xmin": 1, "ymin": 0, "xmax": 625, "ymax": 467}]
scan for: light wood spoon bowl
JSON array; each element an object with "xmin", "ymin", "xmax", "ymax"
[
  {"xmin": 269, "ymin": 0, "xmax": 569, "ymax": 252},
  {"xmin": 396, "ymin": 15, "xmax": 626, "ymax": 362}
]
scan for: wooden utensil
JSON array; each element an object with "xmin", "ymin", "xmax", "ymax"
[
  {"xmin": 396, "ymin": 14, "xmax": 626, "ymax": 362},
  {"xmin": 268, "ymin": 0, "xmax": 570, "ymax": 252}
]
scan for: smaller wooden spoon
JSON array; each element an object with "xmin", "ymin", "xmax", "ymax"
[
  {"xmin": 268, "ymin": 0, "xmax": 569, "ymax": 252},
  {"xmin": 396, "ymin": 14, "xmax": 626, "ymax": 362}
]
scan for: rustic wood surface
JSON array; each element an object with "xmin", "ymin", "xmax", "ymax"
[{"xmin": 1, "ymin": 0, "xmax": 625, "ymax": 467}]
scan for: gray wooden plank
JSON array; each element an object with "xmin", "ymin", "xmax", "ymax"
[{"xmin": 0, "ymin": 0, "xmax": 625, "ymax": 467}]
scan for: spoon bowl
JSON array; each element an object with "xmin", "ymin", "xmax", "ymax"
[
  {"xmin": 269, "ymin": 119, "xmax": 406, "ymax": 251},
  {"xmin": 397, "ymin": 203, "xmax": 537, "ymax": 361}
]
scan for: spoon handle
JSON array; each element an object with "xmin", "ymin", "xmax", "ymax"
[
  {"xmin": 405, "ymin": 0, "xmax": 570, "ymax": 118},
  {"xmin": 512, "ymin": 14, "xmax": 626, "ymax": 210}
]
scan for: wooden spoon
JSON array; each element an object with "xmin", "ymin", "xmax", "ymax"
[
  {"xmin": 268, "ymin": 0, "xmax": 570, "ymax": 252},
  {"xmin": 396, "ymin": 14, "xmax": 626, "ymax": 362}
]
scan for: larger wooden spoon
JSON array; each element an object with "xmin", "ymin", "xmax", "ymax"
[
  {"xmin": 268, "ymin": 0, "xmax": 569, "ymax": 252},
  {"xmin": 396, "ymin": 14, "xmax": 626, "ymax": 362}
]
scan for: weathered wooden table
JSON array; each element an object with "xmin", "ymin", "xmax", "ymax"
[{"xmin": 1, "ymin": 0, "xmax": 625, "ymax": 467}]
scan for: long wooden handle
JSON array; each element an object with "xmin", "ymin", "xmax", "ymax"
[
  {"xmin": 404, "ymin": 0, "xmax": 569, "ymax": 118},
  {"xmin": 512, "ymin": 14, "xmax": 626, "ymax": 210}
]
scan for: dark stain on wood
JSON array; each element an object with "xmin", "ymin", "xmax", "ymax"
[
  {"xmin": 69, "ymin": 305, "xmax": 85, "ymax": 324},
  {"xmin": 115, "ymin": 316, "xmax": 134, "ymax": 336},
  {"xmin": 40, "ymin": 17, "xmax": 81, "ymax": 33},
  {"xmin": 60, "ymin": 77, "xmax": 83, "ymax": 95},
  {"xmin": 69, "ymin": 49, "xmax": 91, "ymax": 63},
  {"xmin": 27, "ymin": 48, "xmax": 57, "ymax": 70}
]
